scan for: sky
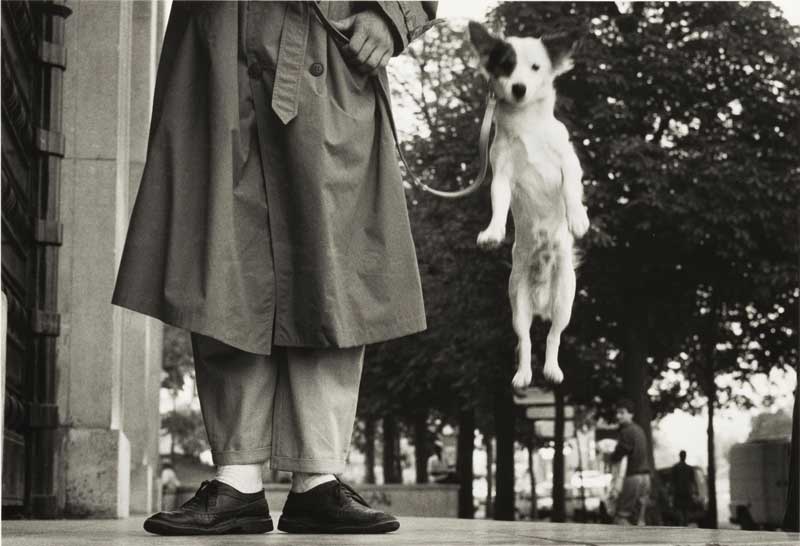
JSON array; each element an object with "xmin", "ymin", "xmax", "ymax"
[{"xmin": 435, "ymin": 0, "xmax": 800, "ymax": 25}]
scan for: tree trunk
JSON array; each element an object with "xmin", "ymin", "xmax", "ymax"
[
  {"xmin": 394, "ymin": 430, "xmax": 403, "ymax": 482},
  {"xmin": 528, "ymin": 439, "xmax": 538, "ymax": 520},
  {"xmin": 170, "ymin": 392, "xmax": 178, "ymax": 458},
  {"xmin": 783, "ymin": 377, "xmax": 799, "ymax": 531},
  {"xmin": 623, "ymin": 313, "xmax": 656, "ymax": 470},
  {"xmin": 494, "ymin": 385, "xmax": 516, "ymax": 520},
  {"xmin": 706, "ymin": 382, "xmax": 718, "ymax": 529},
  {"xmin": 485, "ymin": 435, "xmax": 494, "ymax": 519},
  {"xmin": 382, "ymin": 415, "xmax": 401, "ymax": 484},
  {"xmin": 457, "ymin": 408, "xmax": 475, "ymax": 518},
  {"xmin": 552, "ymin": 386, "xmax": 566, "ymax": 522},
  {"xmin": 414, "ymin": 413, "xmax": 430, "ymax": 484},
  {"xmin": 702, "ymin": 297, "xmax": 722, "ymax": 529},
  {"xmin": 365, "ymin": 418, "xmax": 376, "ymax": 484},
  {"xmin": 783, "ymin": 276, "xmax": 799, "ymax": 531}
]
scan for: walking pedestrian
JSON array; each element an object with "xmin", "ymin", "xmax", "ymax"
[{"xmin": 606, "ymin": 399, "xmax": 652, "ymax": 525}]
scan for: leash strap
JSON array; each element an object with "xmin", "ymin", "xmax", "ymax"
[{"xmin": 309, "ymin": 2, "xmax": 494, "ymax": 199}]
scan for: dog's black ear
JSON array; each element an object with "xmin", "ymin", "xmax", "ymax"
[
  {"xmin": 541, "ymin": 27, "xmax": 582, "ymax": 75},
  {"xmin": 468, "ymin": 21, "xmax": 500, "ymax": 56}
]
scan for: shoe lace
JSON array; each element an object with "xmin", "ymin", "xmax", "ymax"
[
  {"xmin": 335, "ymin": 479, "xmax": 370, "ymax": 508},
  {"xmin": 181, "ymin": 480, "xmax": 218, "ymax": 510}
]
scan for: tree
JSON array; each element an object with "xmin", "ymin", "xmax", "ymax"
[
  {"xmin": 490, "ymin": 2, "xmax": 799, "ymax": 526},
  {"xmin": 363, "ymin": 1, "xmax": 798, "ymax": 523},
  {"xmin": 162, "ymin": 324, "xmax": 194, "ymax": 395},
  {"xmin": 161, "ymin": 409, "xmax": 209, "ymax": 459},
  {"xmin": 161, "ymin": 325, "xmax": 197, "ymax": 457}
]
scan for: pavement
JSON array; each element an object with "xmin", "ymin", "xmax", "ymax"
[{"xmin": 3, "ymin": 516, "xmax": 800, "ymax": 546}]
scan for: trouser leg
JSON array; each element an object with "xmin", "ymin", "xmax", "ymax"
[
  {"xmin": 271, "ymin": 345, "xmax": 365, "ymax": 474},
  {"xmin": 614, "ymin": 476, "xmax": 636, "ymax": 524},
  {"xmin": 191, "ymin": 332, "xmax": 276, "ymax": 465}
]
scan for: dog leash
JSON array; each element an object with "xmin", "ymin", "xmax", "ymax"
[{"xmin": 310, "ymin": 2, "xmax": 495, "ymax": 199}]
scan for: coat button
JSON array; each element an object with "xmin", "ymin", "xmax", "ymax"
[
  {"xmin": 309, "ymin": 62, "xmax": 324, "ymax": 77},
  {"xmin": 247, "ymin": 63, "xmax": 262, "ymax": 79}
]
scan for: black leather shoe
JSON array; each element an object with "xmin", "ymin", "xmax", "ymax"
[
  {"xmin": 143, "ymin": 480, "xmax": 273, "ymax": 535},
  {"xmin": 277, "ymin": 478, "xmax": 399, "ymax": 534}
]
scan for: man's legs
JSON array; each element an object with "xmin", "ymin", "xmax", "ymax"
[
  {"xmin": 614, "ymin": 474, "xmax": 650, "ymax": 526},
  {"xmin": 142, "ymin": 333, "xmax": 276, "ymax": 535},
  {"xmin": 675, "ymin": 503, "xmax": 688, "ymax": 526},
  {"xmin": 635, "ymin": 474, "xmax": 651, "ymax": 526},
  {"xmin": 192, "ymin": 332, "xmax": 276, "ymax": 492},
  {"xmin": 192, "ymin": 336, "xmax": 366, "ymax": 489},
  {"xmin": 614, "ymin": 475, "xmax": 638, "ymax": 525},
  {"xmin": 270, "ymin": 345, "xmax": 400, "ymax": 533},
  {"xmin": 270, "ymin": 345, "xmax": 364, "ymax": 475},
  {"xmin": 193, "ymin": 334, "xmax": 366, "ymax": 491},
  {"xmin": 146, "ymin": 333, "xmax": 397, "ymax": 534}
]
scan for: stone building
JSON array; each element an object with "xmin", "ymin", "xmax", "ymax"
[{"xmin": 2, "ymin": 0, "xmax": 169, "ymax": 517}]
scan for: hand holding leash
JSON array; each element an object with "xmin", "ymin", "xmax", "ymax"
[
  {"xmin": 311, "ymin": 2, "xmax": 493, "ymax": 200},
  {"xmin": 330, "ymin": 11, "xmax": 394, "ymax": 75}
]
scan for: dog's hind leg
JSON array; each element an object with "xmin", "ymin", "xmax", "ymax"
[
  {"xmin": 509, "ymin": 261, "xmax": 535, "ymax": 389},
  {"xmin": 543, "ymin": 252, "xmax": 575, "ymax": 384}
]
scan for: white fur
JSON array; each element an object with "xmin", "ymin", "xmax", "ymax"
[{"xmin": 474, "ymin": 32, "xmax": 589, "ymax": 388}]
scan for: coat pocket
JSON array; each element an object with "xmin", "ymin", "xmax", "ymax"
[
  {"xmin": 322, "ymin": 43, "xmax": 378, "ymax": 121},
  {"xmin": 291, "ymin": 83, "xmax": 384, "ymax": 274}
]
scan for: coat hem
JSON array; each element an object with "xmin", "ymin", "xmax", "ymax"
[
  {"xmin": 111, "ymin": 296, "xmax": 427, "ymax": 356},
  {"xmin": 111, "ymin": 295, "xmax": 275, "ymax": 356}
]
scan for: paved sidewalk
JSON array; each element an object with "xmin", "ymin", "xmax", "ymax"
[{"xmin": 3, "ymin": 516, "xmax": 799, "ymax": 545}]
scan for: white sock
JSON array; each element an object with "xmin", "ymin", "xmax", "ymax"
[
  {"xmin": 215, "ymin": 464, "xmax": 264, "ymax": 494},
  {"xmin": 291, "ymin": 472, "xmax": 336, "ymax": 493}
]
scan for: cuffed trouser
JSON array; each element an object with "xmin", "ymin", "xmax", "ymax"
[{"xmin": 190, "ymin": 332, "xmax": 364, "ymax": 473}]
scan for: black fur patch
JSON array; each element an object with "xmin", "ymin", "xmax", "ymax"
[
  {"xmin": 486, "ymin": 41, "xmax": 516, "ymax": 78},
  {"xmin": 541, "ymin": 29, "xmax": 581, "ymax": 70}
]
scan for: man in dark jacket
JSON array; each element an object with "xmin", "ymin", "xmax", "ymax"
[
  {"xmin": 608, "ymin": 398, "xmax": 652, "ymax": 525},
  {"xmin": 671, "ymin": 450, "xmax": 697, "ymax": 525},
  {"xmin": 115, "ymin": 1, "xmax": 437, "ymax": 536}
]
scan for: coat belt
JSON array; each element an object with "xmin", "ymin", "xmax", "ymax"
[{"xmin": 271, "ymin": 1, "xmax": 309, "ymax": 124}]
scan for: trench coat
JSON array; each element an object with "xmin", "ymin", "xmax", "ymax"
[{"xmin": 111, "ymin": 1, "xmax": 436, "ymax": 355}]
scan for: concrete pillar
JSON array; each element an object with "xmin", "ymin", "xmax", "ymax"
[
  {"xmin": 58, "ymin": 0, "xmax": 165, "ymax": 518},
  {"xmin": 123, "ymin": 0, "xmax": 167, "ymax": 516}
]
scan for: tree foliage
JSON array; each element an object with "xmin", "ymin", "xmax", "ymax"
[
  {"xmin": 161, "ymin": 409, "xmax": 209, "ymax": 459},
  {"xmin": 361, "ymin": 0, "xmax": 799, "ymax": 490},
  {"xmin": 162, "ymin": 324, "xmax": 195, "ymax": 393}
]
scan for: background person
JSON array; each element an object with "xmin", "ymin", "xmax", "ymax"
[
  {"xmin": 606, "ymin": 399, "xmax": 652, "ymax": 525},
  {"xmin": 670, "ymin": 450, "xmax": 697, "ymax": 526}
]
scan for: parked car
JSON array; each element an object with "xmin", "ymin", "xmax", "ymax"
[
  {"xmin": 728, "ymin": 438, "xmax": 791, "ymax": 530},
  {"xmin": 521, "ymin": 470, "xmax": 612, "ymax": 521}
]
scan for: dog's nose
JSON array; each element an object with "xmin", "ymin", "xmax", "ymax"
[{"xmin": 511, "ymin": 83, "xmax": 527, "ymax": 100}]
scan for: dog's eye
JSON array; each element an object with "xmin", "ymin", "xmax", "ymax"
[{"xmin": 531, "ymin": 63, "xmax": 540, "ymax": 71}]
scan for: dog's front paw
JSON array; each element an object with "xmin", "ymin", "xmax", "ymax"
[
  {"xmin": 477, "ymin": 226, "xmax": 506, "ymax": 249},
  {"xmin": 511, "ymin": 368, "xmax": 533, "ymax": 389},
  {"xmin": 543, "ymin": 362, "xmax": 564, "ymax": 384},
  {"xmin": 567, "ymin": 206, "xmax": 590, "ymax": 239}
]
